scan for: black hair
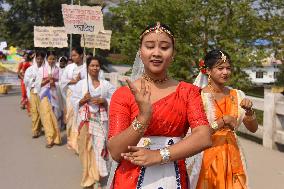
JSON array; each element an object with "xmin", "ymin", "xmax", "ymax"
[
  {"xmin": 140, "ymin": 22, "xmax": 175, "ymax": 46},
  {"xmin": 72, "ymin": 47, "xmax": 84, "ymax": 55},
  {"xmin": 46, "ymin": 51, "xmax": 56, "ymax": 58},
  {"xmin": 204, "ymin": 49, "xmax": 232, "ymax": 69},
  {"xmin": 86, "ymin": 52, "xmax": 93, "ymax": 57},
  {"xmin": 23, "ymin": 51, "xmax": 33, "ymax": 61},
  {"xmin": 35, "ymin": 51, "xmax": 46, "ymax": 59},
  {"xmin": 86, "ymin": 56, "xmax": 101, "ymax": 69}
]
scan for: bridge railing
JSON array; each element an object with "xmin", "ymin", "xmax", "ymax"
[
  {"xmin": 105, "ymin": 72, "xmax": 284, "ymax": 150},
  {"xmin": 241, "ymin": 87, "xmax": 284, "ymax": 149}
]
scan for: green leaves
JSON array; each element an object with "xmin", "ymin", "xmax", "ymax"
[
  {"xmin": 1, "ymin": 0, "xmax": 70, "ymax": 48},
  {"xmin": 107, "ymin": 0, "xmax": 282, "ymax": 87}
]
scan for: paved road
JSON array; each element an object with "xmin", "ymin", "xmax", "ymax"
[
  {"xmin": 0, "ymin": 94, "xmax": 81, "ymax": 189},
  {"xmin": 0, "ymin": 94, "xmax": 284, "ymax": 189},
  {"xmin": 239, "ymin": 137, "xmax": 284, "ymax": 189}
]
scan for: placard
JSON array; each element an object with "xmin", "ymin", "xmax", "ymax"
[
  {"xmin": 34, "ymin": 26, "xmax": 68, "ymax": 48},
  {"xmin": 62, "ymin": 4, "xmax": 104, "ymax": 34},
  {"xmin": 81, "ymin": 30, "xmax": 112, "ymax": 50}
]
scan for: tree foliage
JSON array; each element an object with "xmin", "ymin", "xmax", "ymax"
[
  {"xmin": 108, "ymin": 0, "xmax": 283, "ymax": 88},
  {"xmin": 0, "ymin": 0, "xmax": 283, "ymax": 88},
  {"xmin": 0, "ymin": 0, "xmax": 72, "ymax": 48},
  {"xmin": 0, "ymin": 0, "xmax": 120, "ymax": 48}
]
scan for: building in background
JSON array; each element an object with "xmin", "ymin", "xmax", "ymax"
[{"xmin": 243, "ymin": 55, "xmax": 282, "ymax": 85}]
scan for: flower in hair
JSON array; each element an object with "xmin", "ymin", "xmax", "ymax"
[
  {"xmin": 220, "ymin": 51, "xmax": 227, "ymax": 62},
  {"xmin": 199, "ymin": 60, "xmax": 207, "ymax": 74}
]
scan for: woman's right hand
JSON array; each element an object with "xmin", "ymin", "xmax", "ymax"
[
  {"xmin": 83, "ymin": 92, "xmax": 91, "ymax": 101},
  {"xmin": 69, "ymin": 74, "xmax": 81, "ymax": 85},
  {"xmin": 222, "ymin": 115, "xmax": 237, "ymax": 130},
  {"xmin": 79, "ymin": 92, "xmax": 91, "ymax": 106},
  {"xmin": 75, "ymin": 73, "xmax": 81, "ymax": 82},
  {"xmin": 126, "ymin": 79, "xmax": 152, "ymax": 124}
]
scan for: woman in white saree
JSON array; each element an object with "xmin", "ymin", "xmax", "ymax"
[
  {"xmin": 35, "ymin": 51, "xmax": 62, "ymax": 148},
  {"xmin": 71, "ymin": 56, "xmax": 116, "ymax": 188},
  {"xmin": 60, "ymin": 47, "xmax": 85, "ymax": 153}
]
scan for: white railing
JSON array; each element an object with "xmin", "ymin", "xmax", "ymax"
[
  {"xmin": 105, "ymin": 72, "xmax": 284, "ymax": 150},
  {"xmin": 243, "ymin": 87, "xmax": 284, "ymax": 149}
]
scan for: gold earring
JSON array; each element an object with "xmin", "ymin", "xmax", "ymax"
[{"xmin": 208, "ymin": 74, "xmax": 211, "ymax": 85}]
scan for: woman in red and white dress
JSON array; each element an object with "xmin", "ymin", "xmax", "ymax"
[{"xmin": 107, "ymin": 22, "xmax": 212, "ymax": 189}]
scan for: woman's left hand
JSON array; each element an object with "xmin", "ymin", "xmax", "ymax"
[
  {"xmin": 121, "ymin": 146, "xmax": 162, "ymax": 167},
  {"xmin": 240, "ymin": 98, "xmax": 253, "ymax": 111}
]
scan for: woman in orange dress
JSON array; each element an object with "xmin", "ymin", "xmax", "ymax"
[
  {"xmin": 107, "ymin": 22, "xmax": 212, "ymax": 189},
  {"xmin": 190, "ymin": 50, "xmax": 258, "ymax": 189}
]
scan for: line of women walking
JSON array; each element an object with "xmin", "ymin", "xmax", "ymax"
[{"xmin": 24, "ymin": 48, "xmax": 116, "ymax": 189}]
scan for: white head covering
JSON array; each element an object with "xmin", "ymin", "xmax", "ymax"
[
  {"xmin": 193, "ymin": 72, "xmax": 208, "ymax": 88},
  {"xmin": 130, "ymin": 51, "xmax": 144, "ymax": 81}
]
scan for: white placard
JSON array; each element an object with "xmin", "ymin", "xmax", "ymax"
[
  {"xmin": 0, "ymin": 41, "xmax": 7, "ymax": 50},
  {"xmin": 34, "ymin": 26, "xmax": 68, "ymax": 48},
  {"xmin": 62, "ymin": 4, "xmax": 104, "ymax": 35},
  {"xmin": 81, "ymin": 30, "xmax": 112, "ymax": 50}
]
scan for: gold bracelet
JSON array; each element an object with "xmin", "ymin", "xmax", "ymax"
[
  {"xmin": 160, "ymin": 147, "xmax": 171, "ymax": 164},
  {"xmin": 211, "ymin": 121, "xmax": 219, "ymax": 130},
  {"xmin": 132, "ymin": 117, "xmax": 147, "ymax": 133}
]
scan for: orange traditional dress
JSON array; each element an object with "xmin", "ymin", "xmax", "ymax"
[
  {"xmin": 193, "ymin": 89, "xmax": 248, "ymax": 189},
  {"xmin": 108, "ymin": 82, "xmax": 209, "ymax": 189}
]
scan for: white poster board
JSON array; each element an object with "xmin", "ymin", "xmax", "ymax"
[
  {"xmin": 34, "ymin": 26, "xmax": 68, "ymax": 48},
  {"xmin": 62, "ymin": 4, "xmax": 104, "ymax": 35},
  {"xmin": 0, "ymin": 42, "xmax": 7, "ymax": 50},
  {"xmin": 81, "ymin": 30, "xmax": 112, "ymax": 50}
]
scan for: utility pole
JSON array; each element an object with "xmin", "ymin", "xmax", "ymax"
[{"xmin": 69, "ymin": 0, "xmax": 74, "ymax": 58}]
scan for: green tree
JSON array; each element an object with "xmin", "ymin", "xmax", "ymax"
[
  {"xmin": 0, "ymin": 0, "xmax": 119, "ymax": 49},
  {"xmin": 108, "ymin": 0, "xmax": 281, "ymax": 88},
  {"xmin": 0, "ymin": 0, "xmax": 71, "ymax": 48},
  {"xmin": 256, "ymin": 0, "xmax": 284, "ymax": 60}
]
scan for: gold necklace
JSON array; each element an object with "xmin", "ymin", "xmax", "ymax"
[
  {"xmin": 208, "ymin": 83, "xmax": 222, "ymax": 93},
  {"xmin": 142, "ymin": 73, "xmax": 169, "ymax": 84}
]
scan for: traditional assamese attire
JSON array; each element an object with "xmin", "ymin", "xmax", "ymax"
[
  {"xmin": 71, "ymin": 76, "xmax": 116, "ymax": 187},
  {"xmin": 24, "ymin": 63, "xmax": 43, "ymax": 136},
  {"xmin": 35, "ymin": 63, "xmax": 62, "ymax": 145},
  {"xmin": 18, "ymin": 61, "xmax": 31, "ymax": 110},
  {"xmin": 187, "ymin": 88, "xmax": 248, "ymax": 189},
  {"xmin": 60, "ymin": 63, "xmax": 85, "ymax": 152},
  {"xmin": 108, "ymin": 82, "xmax": 209, "ymax": 189}
]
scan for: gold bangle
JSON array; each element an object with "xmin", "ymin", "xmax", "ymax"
[
  {"xmin": 160, "ymin": 147, "xmax": 171, "ymax": 164},
  {"xmin": 132, "ymin": 117, "xmax": 147, "ymax": 133}
]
